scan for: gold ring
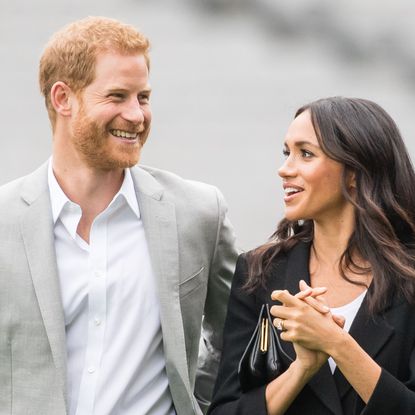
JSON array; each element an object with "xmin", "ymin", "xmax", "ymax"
[{"xmin": 276, "ymin": 319, "xmax": 285, "ymax": 331}]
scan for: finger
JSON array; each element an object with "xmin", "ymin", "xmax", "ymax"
[
  {"xmin": 271, "ymin": 290, "xmax": 299, "ymax": 306},
  {"xmin": 332, "ymin": 314, "xmax": 346, "ymax": 328},
  {"xmin": 298, "ymin": 280, "xmax": 327, "ymax": 297},
  {"xmin": 270, "ymin": 305, "xmax": 292, "ymax": 320},
  {"xmin": 310, "ymin": 287, "xmax": 328, "ymax": 296},
  {"xmin": 273, "ymin": 318, "xmax": 286, "ymax": 331},
  {"xmin": 296, "ymin": 287, "xmax": 328, "ymax": 301},
  {"xmin": 279, "ymin": 330, "xmax": 294, "ymax": 342},
  {"xmin": 299, "ymin": 279, "xmax": 309, "ymax": 291},
  {"xmin": 315, "ymin": 295, "xmax": 327, "ymax": 303},
  {"xmin": 295, "ymin": 288, "xmax": 312, "ymax": 299},
  {"xmin": 302, "ymin": 296, "xmax": 330, "ymax": 313}
]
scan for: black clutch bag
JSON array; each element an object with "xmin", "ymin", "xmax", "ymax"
[{"xmin": 238, "ymin": 303, "xmax": 293, "ymax": 392}]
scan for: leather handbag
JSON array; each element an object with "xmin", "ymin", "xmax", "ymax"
[{"xmin": 238, "ymin": 303, "xmax": 293, "ymax": 392}]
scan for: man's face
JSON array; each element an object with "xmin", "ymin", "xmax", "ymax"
[{"xmin": 70, "ymin": 51, "xmax": 152, "ymax": 170}]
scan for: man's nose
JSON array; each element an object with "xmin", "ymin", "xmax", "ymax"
[{"xmin": 122, "ymin": 98, "xmax": 145, "ymax": 124}]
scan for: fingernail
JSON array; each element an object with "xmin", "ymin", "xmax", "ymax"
[{"xmin": 271, "ymin": 290, "xmax": 282, "ymax": 299}]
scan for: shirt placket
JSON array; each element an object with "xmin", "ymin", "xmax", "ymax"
[{"xmin": 76, "ymin": 215, "xmax": 108, "ymax": 415}]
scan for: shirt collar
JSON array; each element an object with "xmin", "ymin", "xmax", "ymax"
[
  {"xmin": 116, "ymin": 168, "xmax": 141, "ymax": 219},
  {"xmin": 48, "ymin": 159, "xmax": 73, "ymax": 224},
  {"xmin": 47, "ymin": 160, "xmax": 141, "ymax": 225}
]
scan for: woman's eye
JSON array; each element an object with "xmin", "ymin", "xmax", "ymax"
[
  {"xmin": 301, "ymin": 149, "xmax": 314, "ymax": 158},
  {"xmin": 282, "ymin": 149, "xmax": 290, "ymax": 158}
]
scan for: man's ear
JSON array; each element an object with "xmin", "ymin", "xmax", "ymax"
[{"xmin": 50, "ymin": 81, "xmax": 73, "ymax": 117}]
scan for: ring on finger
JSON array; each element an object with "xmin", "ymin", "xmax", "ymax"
[{"xmin": 275, "ymin": 318, "xmax": 285, "ymax": 331}]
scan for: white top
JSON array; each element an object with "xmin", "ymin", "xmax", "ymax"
[
  {"xmin": 48, "ymin": 161, "xmax": 175, "ymax": 415},
  {"xmin": 328, "ymin": 290, "xmax": 367, "ymax": 374}
]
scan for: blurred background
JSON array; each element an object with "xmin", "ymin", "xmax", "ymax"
[{"xmin": 1, "ymin": 0, "xmax": 415, "ymax": 250}]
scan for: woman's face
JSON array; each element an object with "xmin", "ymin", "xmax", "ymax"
[{"xmin": 278, "ymin": 110, "xmax": 352, "ymax": 223}]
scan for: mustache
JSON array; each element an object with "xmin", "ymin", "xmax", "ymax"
[{"xmin": 108, "ymin": 123, "xmax": 146, "ymax": 133}]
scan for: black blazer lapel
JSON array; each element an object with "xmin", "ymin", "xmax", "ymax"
[
  {"xmin": 281, "ymin": 242, "xmax": 311, "ymax": 362},
  {"xmin": 266, "ymin": 241, "xmax": 311, "ymax": 363},
  {"xmin": 269, "ymin": 241, "xmax": 343, "ymax": 415},
  {"xmin": 308, "ymin": 364, "xmax": 344, "ymax": 415}
]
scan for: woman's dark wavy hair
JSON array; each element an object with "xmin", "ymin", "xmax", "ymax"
[{"xmin": 246, "ymin": 97, "xmax": 415, "ymax": 314}]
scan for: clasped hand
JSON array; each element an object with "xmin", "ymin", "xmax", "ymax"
[{"xmin": 270, "ymin": 281, "xmax": 345, "ymax": 373}]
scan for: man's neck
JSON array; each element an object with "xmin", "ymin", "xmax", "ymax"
[{"xmin": 52, "ymin": 157, "xmax": 124, "ymax": 243}]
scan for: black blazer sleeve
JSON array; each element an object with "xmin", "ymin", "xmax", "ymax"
[
  {"xmin": 357, "ymin": 294, "xmax": 415, "ymax": 415},
  {"xmin": 362, "ymin": 353, "xmax": 415, "ymax": 414},
  {"xmin": 208, "ymin": 254, "xmax": 268, "ymax": 415}
]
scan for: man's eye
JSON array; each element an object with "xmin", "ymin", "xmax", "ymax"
[
  {"xmin": 110, "ymin": 93, "xmax": 125, "ymax": 99},
  {"xmin": 282, "ymin": 149, "xmax": 290, "ymax": 158},
  {"xmin": 139, "ymin": 94, "xmax": 150, "ymax": 103}
]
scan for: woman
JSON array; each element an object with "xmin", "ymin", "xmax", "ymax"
[{"xmin": 208, "ymin": 97, "xmax": 415, "ymax": 414}]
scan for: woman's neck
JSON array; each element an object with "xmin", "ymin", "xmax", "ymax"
[
  {"xmin": 311, "ymin": 208, "xmax": 355, "ymax": 266},
  {"xmin": 309, "ymin": 210, "xmax": 372, "ymax": 307}
]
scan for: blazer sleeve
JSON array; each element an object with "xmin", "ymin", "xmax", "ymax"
[
  {"xmin": 194, "ymin": 187, "xmax": 239, "ymax": 413},
  {"xmin": 207, "ymin": 254, "xmax": 269, "ymax": 415},
  {"xmin": 363, "ymin": 361, "xmax": 415, "ymax": 414}
]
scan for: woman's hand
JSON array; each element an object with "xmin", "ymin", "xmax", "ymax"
[
  {"xmin": 296, "ymin": 280, "xmax": 345, "ymax": 328},
  {"xmin": 290, "ymin": 337, "xmax": 329, "ymax": 375},
  {"xmin": 270, "ymin": 284, "xmax": 344, "ymax": 375},
  {"xmin": 271, "ymin": 286, "xmax": 331, "ymax": 374},
  {"xmin": 272, "ymin": 288, "xmax": 382, "ymax": 404},
  {"xmin": 270, "ymin": 290, "xmax": 344, "ymax": 354}
]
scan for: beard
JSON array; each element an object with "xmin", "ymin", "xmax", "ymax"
[{"xmin": 71, "ymin": 105, "xmax": 150, "ymax": 171}]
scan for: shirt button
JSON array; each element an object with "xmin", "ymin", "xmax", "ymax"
[
  {"xmin": 94, "ymin": 270, "xmax": 103, "ymax": 278},
  {"xmin": 88, "ymin": 367, "xmax": 95, "ymax": 374},
  {"xmin": 94, "ymin": 318, "xmax": 102, "ymax": 326}
]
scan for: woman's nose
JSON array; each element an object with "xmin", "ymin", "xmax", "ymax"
[{"xmin": 278, "ymin": 155, "xmax": 296, "ymax": 178}]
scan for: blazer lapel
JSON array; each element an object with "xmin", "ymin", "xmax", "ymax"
[
  {"xmin": 131, "ymin": 167, "xmax": 192, "ymax": 407},
  {"xmin": 275, "ymin": 241, "xmax": 313, "ymax": 362},
  {"xmin": 332, "ymin": 296, "xmax": 395, "ymax": 399},
  {"xmin": 272, "ymin": 242, "xmax": 311, "ymax": 362},
  {"xmin": 19, "ymin": 163, "xmax": 67, "ymax": 405},
  {"xmin": 277, "ymin": 242, "xmax": 343, "ymax": 415}
]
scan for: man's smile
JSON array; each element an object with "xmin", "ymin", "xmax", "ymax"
[{"xmin": 110, "ymin": 129, "xmax": 139, "ymax": 140}]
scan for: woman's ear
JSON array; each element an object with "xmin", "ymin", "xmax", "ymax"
[
  {"xmin": 347, "ymin": 170, "xmax": 356, "ymax": 190},
  {"xmin": 50, "ymin": 81, "xmax": 73, "ymax": 118}
]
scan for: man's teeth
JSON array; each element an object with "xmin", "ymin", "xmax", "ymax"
[
  {"xmin": 285, "ymin": 187, "xmax": 302, "ymax": 195},
  {"xmin": 111, "ymin": 129, "xmax": 138, "ymax": 139}
]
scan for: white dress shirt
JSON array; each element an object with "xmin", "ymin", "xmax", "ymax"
[{"xmin": 48, "ymin": 162, "xmax": 175, "ymax": 415}]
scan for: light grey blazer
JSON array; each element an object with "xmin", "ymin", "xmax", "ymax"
[{"xmin": 0, "ymin": 162, "xmax": 238, "ymax": 415}]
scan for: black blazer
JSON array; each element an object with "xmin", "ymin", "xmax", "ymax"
[{"xmin": 208, "ymin": 242, "xmax": 415, "ymax": 415}]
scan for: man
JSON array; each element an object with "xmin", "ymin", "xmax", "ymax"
[{"xmin": 0, "ymin": 17, "xmax": 237, "ymax": 415}]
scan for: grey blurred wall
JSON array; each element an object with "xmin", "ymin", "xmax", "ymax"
[{"xmin": 1, "ymin": 0, "xmax": 415, "ymax": 250}]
